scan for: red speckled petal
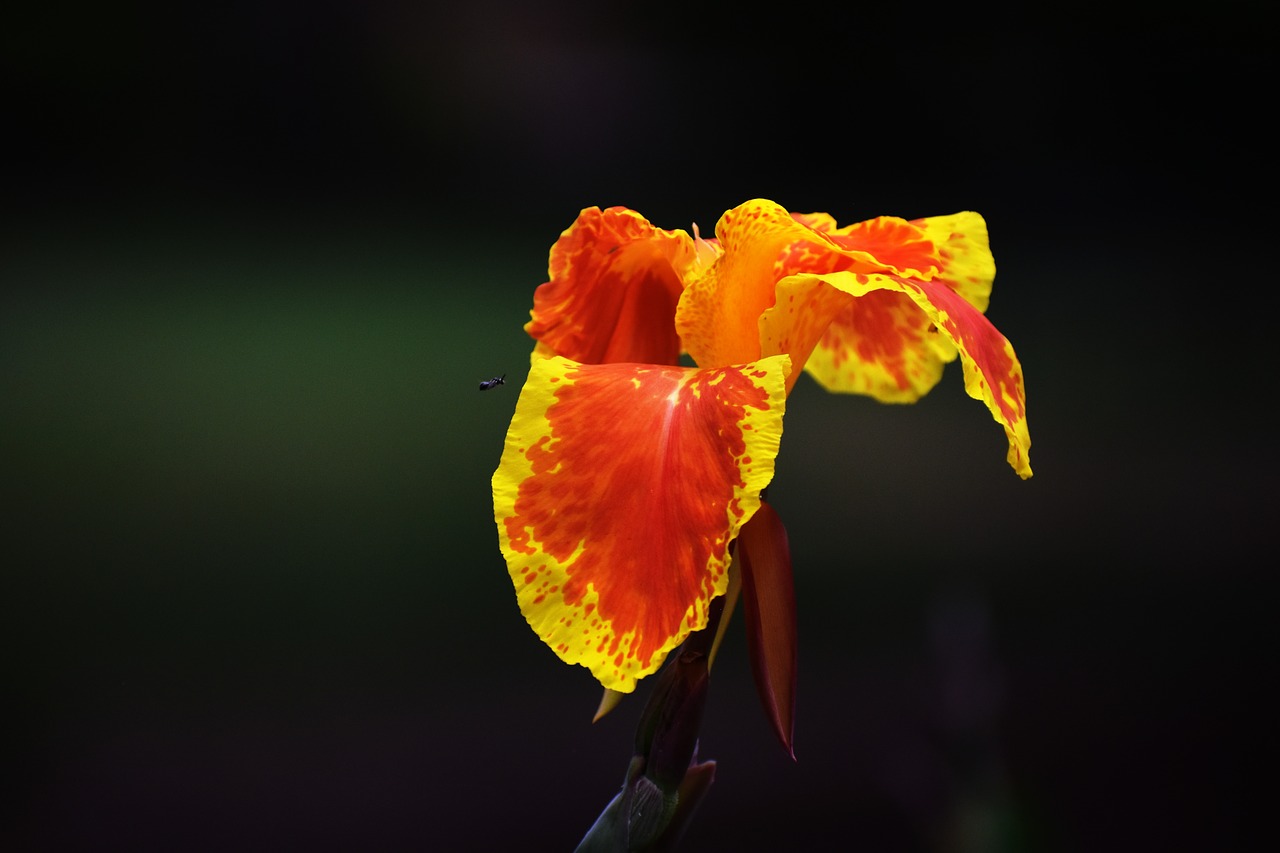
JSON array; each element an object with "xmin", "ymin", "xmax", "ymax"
[
  {"xmin": 909, "ymin": 212, "xmax": 995, "ymax": 313},
  {"xmin": 762, "ymin": 271, "xmax": 1031, "ymax": 478},
  {"xmin": 525, "ymin": 207, "xmax": 695, "ymax": 366},
  {"xmin": 796, "ymin": 214, "xmax": 996, "ymax": 400},
  {"xmin": 492, "ymin": 354, "xmax": 793, "ymax": 691},
  {"xmin": 783, "ymin": 214, "xmax": 942, "ymax": 279},
  {"xmin": 739, "ymin": 209, "xmax": 997, "ymax": 401},
  {"xmin": 675, "ymin": 202, "xmax": 991, "ymax": 374},
  {"xmin": 789, "ymin": 287, "xmax": 949, "ymax": 401}
]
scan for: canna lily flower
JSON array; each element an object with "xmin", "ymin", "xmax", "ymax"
[{"xmin": 492, "ymin": 200, "xmax": 1031, "ymax": 697}]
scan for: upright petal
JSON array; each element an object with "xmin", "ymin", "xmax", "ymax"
[
  {"xmin": 762, "ymin": 271, "xmax": 1031, "ymax": 478},
  {"xmin": 676, "ymin": 200, "xmax": 811, "ymax": 368},
  {"xmin": 492, "ymin": 354, "xmax": 792, "ymax": 691},
  {"xmin": 526, "ymin": 207, "xmax": 695, "ymax": 366}
]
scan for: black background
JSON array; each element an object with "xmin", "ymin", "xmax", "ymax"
[{"xmin": 5, "ymin": 2, "xmax": 1273, "ymax": 851}]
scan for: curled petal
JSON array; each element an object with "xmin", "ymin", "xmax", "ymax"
[
  {"xmin": 492, "ymin": 354, "xmax": 792, "ymax": 691},
  {"xmin": 526, "ymin": 207, "xmax": 695, "ymax": 366},
  {"xmin": 762, "ymin": 271, "xmax": 1032, "ymax": 478}
]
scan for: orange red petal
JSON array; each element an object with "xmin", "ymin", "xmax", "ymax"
[
  {"xmin": 492, "ymin": 354, "xmax": 792, "ymax": 691},
  {"xmin": 525, "ymin": 207, "xmax": 695, "ymax": 366}
]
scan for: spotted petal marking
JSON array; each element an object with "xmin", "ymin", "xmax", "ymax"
[{"xmin": 492, "ymin": 354, "xmax": 792, "ymax": 691}]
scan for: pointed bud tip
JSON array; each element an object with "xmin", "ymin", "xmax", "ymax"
[{"xmin": 592, "ymin": 688, "xmax": 626, "ymax": 723}]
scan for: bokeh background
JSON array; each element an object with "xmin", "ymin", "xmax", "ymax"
[{"xmin": 5, "ymin": 2, "xmax": 1272, "ymax": 850}]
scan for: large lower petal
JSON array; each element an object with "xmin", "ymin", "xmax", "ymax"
[
  {"xmin": 761, "ymin": 272, "xmax": 1031, "ymax": 478},
  {"xmin": 492, "ymin": 354, "xmax": 792, "ymax": 691},
  {"xmin": 525, "ymin": 207, "xmax": 695, "ymax": 366}
]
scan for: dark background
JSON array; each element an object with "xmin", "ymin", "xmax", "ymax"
[{"xmin": 5, "ymin": 2, "xmax": 1273, "ymax": 851}]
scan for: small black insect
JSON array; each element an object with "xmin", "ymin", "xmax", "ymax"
[{"xmin": 479, "ymin": 374, "xmax": 506, "ymax": 391}]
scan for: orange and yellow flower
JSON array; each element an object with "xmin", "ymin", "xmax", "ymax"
[{"xmin": 493, "ymin": 199, "xmax": 1031, "ymax": 693}]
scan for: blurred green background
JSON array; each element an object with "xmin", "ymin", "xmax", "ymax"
[{"xmin": 5, "ymin": 2, "xmax": 1272, "ymax": 851}]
